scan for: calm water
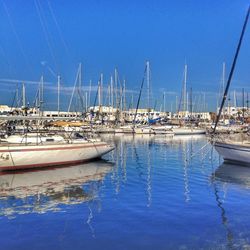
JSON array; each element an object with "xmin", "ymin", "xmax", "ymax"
[{"xmin": 0, "ymin": 134, "xmax": 250, "ymax": 250}]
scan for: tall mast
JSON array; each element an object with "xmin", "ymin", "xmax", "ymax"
[
  {"xmin": 242, "ymin": 88, "xmax": 245, "ymax": 120},
  {"xmin": 163, "ymin": 91, "xmax": 166, "ymax": 112},
  {"xmin": 183, "ymin": 64, "xmax": 187, "ymax": 112},
  {"xmin": 190, "ymin": 87, "xmax": 193, "ymax": 117},
  {"xmin": 108, "ymin": 84, "xmax": 111, "ymax": 107},
  {"xmin": 146, "ymin": 60, "xmax": 150, "ymax": 110},
  {"xmin": 57, "ymin": 75, "xmax": 60, "ymax": 114},
  {"xmin": 85, "ymin": 92, "xmax": 88, "ymax": 113},
  {"xmin": 78, "ymin": 63, "xmax": 82, "ymax": 112},
  {"xmin": 39, "ymin": 75, "xmax": 44, "ymax": 113},
  {"xmin": 98, "ymin": 80, "xmax": 101, "ymax": 107},
  {"xmin": 120, "ymin": 84, "xmax": 123, "ymax": 111},
  {"xmin": 123, "ymin": 79, "xmax": 126, "ymax": 111},
  {"xmin": 222, "ymin": 62, "xmax": 226, "ymax": 121},
  {"xmin": 79, "ymin": 63, "xmax": 82, "ymax": 90},
  {"xmin": 100, "ymin": 73, "xmax": 103, "ymax": 107},
  {"xmin": 247, "ymin": 92, "xmax": 249, "ymax": 113},
  {"xmin": 110, "ymin": 76, "xmax": 114, "ymax": 108},
  {"xmin": 233, "ymin": 90, "xmax": 237, "ymax": 107},
  {"xmin": 115, "ymin": 68, "xmax": 118, "ymax": 109},
  {"xmin": 222, "ymin": 62, "xmax": 226, "ymax": 95},
  {"xmin": 22, "ymin": 82, "xmax": 26, "ymax": 107},
  {"xmin": 88, "ymin": 79, "xmax": 92, "ymax": 108},
  {"xmin": 213, "ymin": 6, "xmax": 250, "ymax": 133},
  {"xmin": 16, "ymin": 84, "xmax": 19, "ymax": 107}
]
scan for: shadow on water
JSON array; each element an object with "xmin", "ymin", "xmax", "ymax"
[
  {"xmin": 211, "ymin": 162, "xmax": 250, "ymax": 249},
  {"xmin": 0, "ymin": 160, "xmax": 114, "ymax": 217}
]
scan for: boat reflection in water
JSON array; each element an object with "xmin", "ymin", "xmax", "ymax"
[
  {"xmin": 211, "ymin": 163, "xmax": 250, "ymax": 249},
  {"xmin": 0, "ymin": 161, "xmax": 113, "ymax": 217},
  {"xmin": 214, "ymin": 162, "xmax": 250, "ymax": 187}
]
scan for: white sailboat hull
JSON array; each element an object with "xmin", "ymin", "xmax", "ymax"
[
  {"xmin": 134, "ymin": 127, "xmax": 153, "ymax": 134},
  {"xmin": 214, "ymin": 141, "xmax": 250, "ymax": 166},
  {"xmin": 0, "ymin": 141, "xmax": 114, "ymax": 171},
  {"xmin": 173, "ymin": 128, "xmax": 206, "ymax": 135}
]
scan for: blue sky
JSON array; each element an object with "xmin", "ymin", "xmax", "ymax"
[{"xmin": 0, "ymin": 0, "xmax": 249, "ymax": 111}]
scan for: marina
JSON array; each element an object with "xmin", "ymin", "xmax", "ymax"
[
  {"xmin": 0, "ymin": 135, "xmax": 250, "ymax": 249},
  {"xmin": 0, "ymin": 0, "xmax": 249, "ymax": 249}
]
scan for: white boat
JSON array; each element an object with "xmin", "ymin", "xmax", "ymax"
[
  {"xmin": 116, "ymin": 125, "xmax": 134, "ymax": 134},
  {"xmin": 114, "ymin": 128, "xmax": 124, "ymax": 133},
  {"xmin": 173, "ymin": 127, "xmax": 206, "ymax": 135},
  {"xmin": 95, "ymin": 127, "xmax": 115, "ymax": 134},
  {"xmin": 152, "ymin": 126, "xmax": 174, "ymax": 135},
  {"xmin": 0, "ymin": 134, "xmax": 114, "ymax": 171},
  {"xmin": 214, "ymin": 140, "xmax": 250, "ymax": 166},
  {"xmin": 134, "ymin": 126, "xmax": 153, "ymax": 134}
]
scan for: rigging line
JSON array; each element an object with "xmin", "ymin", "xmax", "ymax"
[
  {"xmin": 1, "ymin": 0, "xmax": 32, "ymax": 73},
  {"xmin": 213, "ymin": 6, "xmax": 250, "ymax": 134},
  {"xmin": 34, "ymin": 0, "xmax": 58, "ymax": 71},
  {"xmin": 47, "ymin": 0, "xmax": 71, "ymax": 59},
  {"xmin": 68, "ymin": 66, "xmax": 80, "ymax": 112},
  {"xmin": 133, "ymin": 65, "xmax": 147, "ymax": 125},
  {"xmin": 177, "ymin": 68, "xmax": 186, "ymax": 114}
]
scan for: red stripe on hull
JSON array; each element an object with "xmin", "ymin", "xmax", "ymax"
[
  {"xmin": 0, "ymin": 143, "xmax": 107, "ymax": 153},
  {"xmin": 0, "ymin": 158, "xmax": 100, "ymax": 171}
]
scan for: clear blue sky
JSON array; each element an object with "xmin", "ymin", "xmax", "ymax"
[{"xmin": 0, "ymin": 0, "xmax": 249, "ymax": 111}]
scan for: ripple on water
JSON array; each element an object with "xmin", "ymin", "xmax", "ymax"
[{"xmin": 0, "ymin": 134, "xmax": 250, "ymax": 249}]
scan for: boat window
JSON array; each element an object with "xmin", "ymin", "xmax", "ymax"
[{"xmin": 46, "ymin": 138, "xmax": 54, "ymax": 142}]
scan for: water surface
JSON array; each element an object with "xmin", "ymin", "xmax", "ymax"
[{"xmin": 0, "ymin": 134, "xmax": 250, "ymax": 250}]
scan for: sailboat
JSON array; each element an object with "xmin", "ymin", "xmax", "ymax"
[
  {"xmin": 214, "ymin": 139, "xmax": 250, "ymax": 166},
  {"xmin": 0, "ymin": 132, "xmax": 114, "ymax": 171},
  {"xmin": 174, "ymin": 64, "xmax": 206, "ymax": 135},
  {"xmin": 212, "ymin": 6, "xmax": 250, "ymax": 166}
]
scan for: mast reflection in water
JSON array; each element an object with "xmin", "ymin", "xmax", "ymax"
[{"xmin": 1, "ymin": 134, "xmax": 250, "ymax": 250}]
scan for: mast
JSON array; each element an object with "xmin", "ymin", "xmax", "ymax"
[
  {"xmin": 22, "ymin": 82, "xmax": 26, "ymax": 108},
  {"xmin": 85, "ymin": 92, "xmax": 88, "ymax": 113},
  {"xmin": 88, "ymin": 79, "xmax": 92, "ymax": 108},
  {"xmin": 79, "ymin": 63, "xmax": 82, "ymax": 90},
  {"xmin": 100, "ymin": 73, "xmax": 103, "ymax": 108},
  {"xmin": 183, "ymin": 64, "xmax": 187, "ymax": 112},
  {"xmin": 98, "ymin": 80, "xmax": 101, "ymax": 107},
  {"xmin": 110, "ymin": 76, "xmax": 114, "ymax": 108},
  {"xmin": 133, "ymin": 65, "xmax": 147, "ymax": 125},
  {"xmin": 57, "ymin": 75, "xmax": 60, "ymax": 114},
  {"xmin": 228, "ymin": 93, "xmax": 231, "ymax": 118},
  {"xmin": 163, "ymin": 91, "xmax": 166, "ymax": 112},
  {"xmin": 242, "ymin": 88, "xmax": 245, "ymax": 120},
  {"xmin": 190, "ymin": 87, "xmax": 193, "ymax": 118},
  {"xmin": 213, "ymin": 6, "xmax": 250, "ymax": 133},
  {"xmin": 247, "ymin": 92, "xmax": 249, "ymax": 114},
  {"xmin": 115, "ymin": 68, "xmax": 118, "ymax": 110},
  {"xmin": 222, "ymin": 62, "xmax": 226, "ymax": 121},
  {"xmin": 146, "ymin": 60, "xmax": 150, "ymax": 110},
  {"xmin": 123, "ymin": 79, "xmax": 126, "ymax": 111},
  {"xmin": 39, "ymin": 75, "xmax": 44, "ymax": 114},
  {"xmin": 78, "ymin": 63, "xmax": 82, "ymax": 112},
  {"xmin": 16, "ymin": 84, "xmax": 19, "ymax": 107},
  {"xmin": 233, "ymin": 90, "xmax": 237, "ymax": 108}
]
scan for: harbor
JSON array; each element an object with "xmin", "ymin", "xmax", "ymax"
[
  {"xmin": 1, "ymin": 134, "xmax": 250, "ymax": 249},
  {"xmin": 0, "ymin": 0, "xmax": 250, "ymax": 249}
]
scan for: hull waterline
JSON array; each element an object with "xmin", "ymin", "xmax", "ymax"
[
  {"xmin": 214, "ymin": 141, "xmax": 250, "ymax": 166},
  {"xmin": 0, "ymin": 141, "xmax": 114, "ymax": 171}
]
